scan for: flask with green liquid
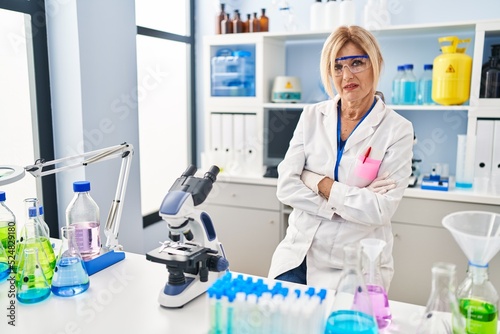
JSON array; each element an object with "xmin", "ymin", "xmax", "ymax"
[
  {"xmin": 442, "ymin": 211, "xmax": 500, "ymax": 334},
  {"xmin": 457, "ymin": 263, "xmax": 498, "ymax": 334}
]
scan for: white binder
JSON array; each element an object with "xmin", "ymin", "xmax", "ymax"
[
  {"xmin": 492, "ymin": 120, "xmax": 500, "ymax": 176},
  {"xmin": 210, "ymin": 113, "xmax": 222, "ymax": 152},
  {"xmin": 474, "ymin": 120, "xmax": 494, "ymax": 178},
  {"xmin": 221, "ymin": 113, "xmax": 234, "ymax": 154},
  {"xmin": 233, "ymin": 114, "xmax": 245, "ymax": 154}
]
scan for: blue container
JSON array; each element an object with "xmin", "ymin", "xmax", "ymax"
[
  {"xmin": 400, "ymin": 64, "xmax": 417, "ymax": 105},
  {"xmin": 211, "ymin": 49, "xmax": 255, "ymax": 97}
]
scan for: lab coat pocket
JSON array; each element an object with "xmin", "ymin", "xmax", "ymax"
[{"xmin": 348, "ymin": 155, "xmax": 382, "ymax": 188}]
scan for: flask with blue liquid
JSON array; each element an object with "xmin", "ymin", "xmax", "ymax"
[{"xmin": 324, "ymin": 243, "xmax": 378, "ymax": 334}]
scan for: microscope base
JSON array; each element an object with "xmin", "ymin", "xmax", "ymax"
[
  {"xmin": 83, "ymin": 249, "xmax": 126, "ymax": 276},
  {"xmin": 158, "ymin": 272, "xmax": 219, "ymax": 308}
]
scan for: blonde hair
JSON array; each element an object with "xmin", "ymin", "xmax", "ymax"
[{"xmin": 320, "ymin": 25, "xmax": 384, "ymax": 98}]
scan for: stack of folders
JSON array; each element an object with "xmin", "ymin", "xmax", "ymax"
[
  {"xmin": 207, "ymin": 112, "xmax": 261, "ymax": 176},
  {"xmin": 474, "ymin": 119, "xmax": 500, "ymax": 194}
]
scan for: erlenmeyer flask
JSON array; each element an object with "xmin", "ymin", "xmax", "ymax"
[
  {"xmin": 14, "ymin": 207, "xmax": 56, "ymax": 284},
  {"xmin": 324, "ymin": 243, "xmax": 378, "ymax": 334},
  {"xmin": 416, "ymin": 262, "xmax": 465, "ymax": 334},
  {"xmin": 24, "ymin": 198, "xmax": 51, "ymax": 239},
  {"xmin": 359, "ymin": 238, "xmax": 392, "ymax": 329},
  {"xmin": 457, "ymin": 263, "xmax": 498, "ymax": 334},
  {"xmin": 16, "ymin": 247, "xmax": 51, "ymax": 304},
  {"xmin": 51, "ymin": 225, "xmax": 89, "ymax": 297},
  {"xmin": 0, "ymin": 241, "xmax": 10, "ymax": 281}
]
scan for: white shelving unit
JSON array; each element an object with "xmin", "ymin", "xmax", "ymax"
[{"xmin": 202, "ymin": 20, "xmax": 500, "ymax": 304}]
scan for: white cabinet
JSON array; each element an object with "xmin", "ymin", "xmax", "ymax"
[{"xmin": 198, "ymin": 179, "xmax": 285, "ymax": 277}]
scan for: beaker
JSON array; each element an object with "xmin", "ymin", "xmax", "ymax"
[
  {"xmin": 359, "ymin": 238, "xmax": 391, "ymax": 329},
  {"xmin": 51, "ymin": 225, "xmax": 89, "ymax": 297},
  {"xmin": 416, "ymin": 262, "xmax": 465, "ymax": 334},
  {"xmin": 442, "ymin": 211, "xmax": 500, "ymax": 334},
  {"xmin": 0, "ymin": 241, "xmax": 10, "ymax": 282},
  {"xmin": 14, "ymin": 208, "xmax": 56, "ymax": 284},
  {"xmin": 324, "ymin": 243, "xmax": 378, "ymax": 334},
  {"xmin": 16, "ymin": 247, "xmax": 51, "ymax": 304}
]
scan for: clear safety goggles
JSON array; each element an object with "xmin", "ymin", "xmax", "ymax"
[{"xmin": 333, "ymin": 55, "xmax": 371, "ymax": 77}]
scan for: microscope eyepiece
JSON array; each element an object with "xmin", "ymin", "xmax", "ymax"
[
  {"xmin": 204, "ymin": 165, "xmax": 220, "ymax": 183},
  {"xmin": 182, "ymin": 165, "xmax": 197, "ymax": 177}
]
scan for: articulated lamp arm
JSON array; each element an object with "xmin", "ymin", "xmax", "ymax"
[{"xmin": 24, "ymin": 142, "xmax": 134, "ymax": 251}]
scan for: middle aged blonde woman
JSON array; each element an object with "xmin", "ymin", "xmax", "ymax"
[{"xmin": 268, "ymin": 25, "xmax": 414, "ymax": 291}]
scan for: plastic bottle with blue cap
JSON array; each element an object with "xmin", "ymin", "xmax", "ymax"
[{"xmin": 66, "ymin": 181, "xmax": 101, "ymax": 260}]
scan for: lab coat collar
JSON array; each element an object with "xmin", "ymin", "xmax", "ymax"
[{"xmin": 321, "ymin": 95, "xmax": 388, "ymax": 153}]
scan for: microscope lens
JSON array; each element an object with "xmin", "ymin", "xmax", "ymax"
[
  {"xmin": 183, "ymin": 230, "xmax": 194, "ymax": 241},
  {"xmin": 169, "ymin": 231, "xmax": 180, "ymax": 242}
]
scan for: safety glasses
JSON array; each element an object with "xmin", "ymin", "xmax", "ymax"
[{"xmin": 333, "ymin": 55, "xmax": 371, "ymax": 77}]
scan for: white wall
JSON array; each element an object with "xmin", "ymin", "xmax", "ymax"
[
  {"xmin": 194, "ymin": 0, "xmax": 500, "ymax": 162},
  {"xmin": 46, "ymin": 0, "xmax": 144, "ymax": 254}
]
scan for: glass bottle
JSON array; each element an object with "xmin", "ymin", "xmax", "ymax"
[
  {"xmin": 418, "ymin": 64, "xmax": 435, "ymax": 105},
  {"xmin": 259, "ymin": 8, "xmax": 269, "ymax": 32},
  {"xmin": 232, "ymin": 11, "xmax": 243, "ymax": 34},
  {"xmin": 51, "ymin": 225, "xmax": 90, "ymax": 297},
  {"xmin": 249, "ymin": 12, "xmax": 261, "ymax": 33},
  {"xmin": 457, "ymin": 263, "xmax": 498, "ymax": 334},
  {"xmin": 215, "ymin": 3, "xmax": 226, "ymax": 35},
  {"xmin": 221, "ymin": 13, "xmax": 232, "ymax": 34},
  {"xmin": 324, "ymin": 243, "xmax": 378, "ymax": 334},
  {"xmin": 0, "ymin": 191, "xmax": 16, "ymax": 268},
  {"xmin": 243, "ymin": 13, "xmax": 251, "ymax": 33},
  {"xmin": 359, "ymin": 238, "xmax": 392, "ymax": 329},
  {"xmin": 391, "ymin": 65, "xmax": 405, "ymax": 105},
  {"xmin": 0, "ymin": 241, "xmax": 10, "ymax": 281},
  {"xmin": 400, "ymin": 64, "xmax": 417, "ymax": 105},
  {"xmin": 416, "ymin": 262, "xmax": 466, "ymax": 334},
  {"xmin": 14, "ymin": 207, "xmax": 56, "ymax": 284},
  {"xmin": 480, "ymin": 44, "xmax": 500, "ymax": 98},
  {"xmin": 484, "ymin": 56, "xmax": 500, "ymax": 98},
  {"xmin": 66, "ymin": 181, "xmax": 101, "ymax": 260},
  {"xmin": 16, "ymin": 247, "xmax": 51, "ymax": 304}
]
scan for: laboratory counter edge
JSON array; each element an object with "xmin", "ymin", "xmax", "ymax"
[
  {"xmin": 210, "ymin": 173, "xmax": 500, "ymax": 206},
  {"xmin": 0, "ymin": 251, "xmax": 428, "ymax": 334}
]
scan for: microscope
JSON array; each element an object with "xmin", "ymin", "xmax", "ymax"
[{"xmin": 146, "ymin": 165, "xmax": 229, "ymax": 308}]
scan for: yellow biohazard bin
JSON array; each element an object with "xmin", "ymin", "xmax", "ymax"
[{"xmin": 432, "ymin": 36, "xmax": 472, "ymax": 105}]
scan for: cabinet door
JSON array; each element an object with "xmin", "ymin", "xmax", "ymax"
[
  {"xmin": 199, "ymin": 203, "xmax": 281, "ymax": 277},
  {"xmin": 389, "ymin": 222, "xmax": 468, "ymax": 306}
]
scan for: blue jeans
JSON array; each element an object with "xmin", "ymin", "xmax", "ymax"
[{"xmin": 274, "ymin": 257, "xmax": 307, "ymax": 285}]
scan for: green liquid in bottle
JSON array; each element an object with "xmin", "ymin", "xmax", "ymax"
[
  {"xmin": 459, "ymin": 298, "xmax": 498, "ymax": 334},
  {"xmin": 0, "ymin": 223, "xmax": 16, "ymax": 256}
]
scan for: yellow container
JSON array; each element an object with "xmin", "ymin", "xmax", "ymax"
[{"xmin": 432, "ymin": 36, "xmax": 472, "ymax": 105}]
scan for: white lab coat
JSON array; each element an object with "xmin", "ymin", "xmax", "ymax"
[{"xmin": 268, "ymin": 95, "xmax": 414, "ymax": 290}]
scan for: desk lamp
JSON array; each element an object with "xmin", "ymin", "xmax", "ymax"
[{"xmin": 0, "ymin": 142, "xmax": 133, "ymax": 275}]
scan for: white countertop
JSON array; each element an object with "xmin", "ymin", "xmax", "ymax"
[
  {"xmin": 214, "ymin": 173, "xmax": 500, "ymax": 205},
  {"xmin": 0, "ymin": 250, "xmax": 427, "ymax": 333}
]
